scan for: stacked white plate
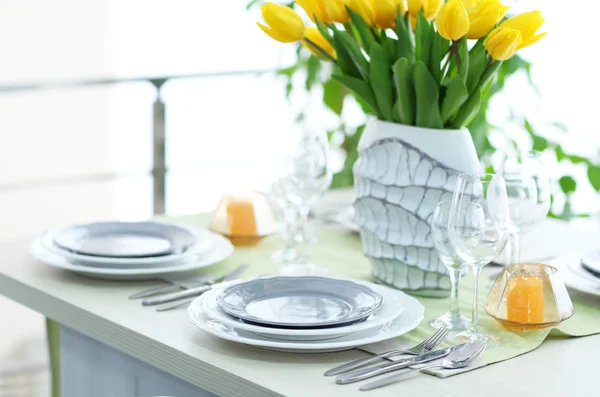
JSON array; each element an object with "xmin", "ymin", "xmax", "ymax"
[
  {"xmin": 554, "ymin": 251, "xmax": 600, "ymax": 297},
  {"xmin": 187, "ymin": 275, "xmax": 424, "ymax": 353},
  {"xmin": 30, "ymin": 222, "xmax": 234, "ymax": 280}
]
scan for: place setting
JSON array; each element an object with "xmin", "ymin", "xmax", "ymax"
[{"xmin": 29, "ymin": 221, "xmax": 234, "ymax": 280}]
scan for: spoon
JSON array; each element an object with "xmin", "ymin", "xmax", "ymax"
[{"xmin": 359, "ymin": 342, "xmax": 486, "ymax": 391}]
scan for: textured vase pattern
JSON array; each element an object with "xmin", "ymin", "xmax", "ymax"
[{"xmin": 353, "ymin": 138, "xmax": 461, "ymax": 296}]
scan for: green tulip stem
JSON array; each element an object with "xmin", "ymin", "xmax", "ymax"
[
  {"xmin": 451, "ymin": 40, "xmax": 461, "ymax": 69},
  {"xmin": 344, "ymin": 22, "xmax": 355, "ymax": 39},
  {"xmin": 303, "ymin": 38, "xmax": 337, "ymax": 63}
]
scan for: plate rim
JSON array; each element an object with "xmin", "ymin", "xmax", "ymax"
[
  {"xmin": 30, "ymin": 229, "xmax": 234, "ymax": 276},
  {"xmin": 52, "ymin": 221, "xmax": 197, "ymax": 258},
  {"xmin": 562, "ymin": 255, "xmax": 600, "ymax": 297},
  {"xmin": 197, "ymin": 279, "xmax": 404, "ymax": 338},
  {"xmin": 42, "ymin": 226, "xmax": 215, "ymax": 266},
  {"xmin": 216, "ymin": 276, "xmax": 383, "ymax": 328},
  {"xmin": 187, "ymin": 284, "xmax": 424, "ymax": 350}
]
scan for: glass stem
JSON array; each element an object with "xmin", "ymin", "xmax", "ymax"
[
  {"xmin": 471, "ymin": 266, "xmax": 482, "ymax": 331},
  {"xmin": 282, "ymin": 207, "xmax": 298, "ymax": 250},
  {"xmin": 448, "ymin": 268, "xmax": 462, "ymax": 318},
  {"xmin": 510, "ymin": 232, "xmax": 521, "ymax": 265},
  {"xmin": 299, "ymin": 205, "xmax": 310, "ymax": 240}
]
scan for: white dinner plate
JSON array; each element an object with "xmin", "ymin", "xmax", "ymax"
[
  {"xmin": 30, "ymin": 230, "xmax": 234, "ymax": 280},
  {"xmin": 53, "ymin": 221, "xmax": 197, "ymax": 258},
  {"xmin": 216, "ymin": 276, "xmax": 382, "ymax": 328},
  {"xmin": 41, "ymin": 228, "xmax": 215, "ymax": 268},
  {"xmin": 188, "ymin": 284, "xmax": 424, "ymax": 353},
  {"xmin": 560, "ymin": 255, "xmax": 600, "ymax": 297},
  {"xmin": 199, "ymin": 278, "xmax": 404, "ymax": 341}
]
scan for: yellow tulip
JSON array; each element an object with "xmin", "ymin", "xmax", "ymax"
[
  {"xmin": 485, "ymin": 27, "xmax": 522, "ymax": 60},
  {"xmin": 436, "ymin": 0, "xmax": 470, "ymax": 41},
  {"xmin": 499, "ymin": 10, "xmax": 546, "ymax": 49},
  {"xmin": 296, "ymin": 0, "xmax": 331, "ymax": 23},
  {"xmin": 348, "ymin": 0, "xmax": 377, "ymax": 26},
  {"xmin": 461, "ymin": 0, "xmax": 479, "ymax": 10},
  {"xmin": 325, "ymin": 0, "xmax": 350, "ymax": 23},
  {"xmin": 372, "ymin": 0, "xmax": 405, "ymax": 29},
  {"xmin": 302, "ymin": 28, "xmax": 336, "ymax": 59},
  {"xmin": 257, "ymin": 2, "xmax": 305, "ymax": 43},
  {"xmin": 407, "ymin": 0, "xmax": 443, "ymax": 20},
  {"xmin": 466, "ymin": 0, "xmax": 508, "ymax": 39}
]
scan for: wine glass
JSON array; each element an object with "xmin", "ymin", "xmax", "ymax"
[
  {"xmin": 429, "ymin": 201, "xmax": 471, "ymax": 330},
  {"xmin": 448, "ymin": 173, "xmax": 510, "ymax": 345},
  {"xmin": 501, "ymin": 151, "xmax": 551, "ymax": 264},
  {"xmin": 270, "ymin": 180, "xmax": 305, "ymax": 264},
  {"xmin": 280, "ymin": 131, "xmax": 332, "ymax": 245}
]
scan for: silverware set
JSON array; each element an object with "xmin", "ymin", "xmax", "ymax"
[
  {"xmin": 324, "ymin": 327, "xmax": 486, "ymax": 391},
  {"xmin": 129, "ymin": 264, "xmax": 249, "ymax": 311}
]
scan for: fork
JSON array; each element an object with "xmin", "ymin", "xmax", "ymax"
[{"xmin": 324, "ymin": 326, "xmax": 450, "ymax": 376}]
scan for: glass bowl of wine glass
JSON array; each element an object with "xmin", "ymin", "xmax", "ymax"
[{"xmin": 485, "ymin": 263, "xmax": 574, "ymax": 331}]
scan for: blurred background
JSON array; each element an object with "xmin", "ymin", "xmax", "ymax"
[{"xmin": 0, "ymin": 0, "xmax": 596, "ymax": 395}]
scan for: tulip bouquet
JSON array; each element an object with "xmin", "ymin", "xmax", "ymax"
[{"xmin": 257, "ymin": 0, "xmax": 545, "ymax": 129}]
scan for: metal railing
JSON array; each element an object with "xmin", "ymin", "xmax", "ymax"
[{"xmin": 0, "ymin": 69, "xmax": 272, "ymax": 214}]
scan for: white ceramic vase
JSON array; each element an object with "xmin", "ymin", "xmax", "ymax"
[{"xmin": 353, "ymin": 119, "xmax": 480, "ymax": 297}]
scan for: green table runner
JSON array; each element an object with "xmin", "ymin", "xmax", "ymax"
[
  {"xmin": 171, "ymin": 215, "xmax": 600, "ymax": 366},
  {"xmin": 46, "ymin": 215, "xmax": 600, "ymax": 395}
]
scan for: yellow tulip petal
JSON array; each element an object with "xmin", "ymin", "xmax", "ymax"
[
  {"xmin": 485, "ymin": 27, "xmax": 522, "ymax": 60},
  {"xmin": 303, "ymin": 27, "xmax": 336, "ymax": 59},
  {"xmin": 349, "ymin": 0, "xmax": 377, "ymax": 26},
  {"xmin": 257, "ymin": 22, "xmax": 298, "ymax": 43},
  {"xmin": 518, "ymin": 31, "xmax": 546, "ymax": 50},
  {"xmin": 436, "ymin": 4, "xmax": 449, "ymax": 39},
  {"xmin": 407, "ymin": 0, "xmax": 423, "ymax": 17},
  {"xmin": 461, "ymin": 0, "xmax": 479, "ymax": 10},
  {"xmin": 424, "ymin": 0, "xmax": 443, "ymax": 19},
  {"xmin": 325, "ymin": 0, "xmax": 350, "ymax": 23},
  {"xmin": 373, "ymin": 0, "xmax": 398, "ymax": 29}
]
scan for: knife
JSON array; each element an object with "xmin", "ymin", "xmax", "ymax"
[
  {"xmin": 335, "ymin": 344, "xmax": 465, "ymax": 384},
  {"xmin": 129, "ymin": 274, "xmax": 215, "ymax": 299},
  {"xmin": 141, "ymin": 264, "xmax": 249, "ymax": 306}
]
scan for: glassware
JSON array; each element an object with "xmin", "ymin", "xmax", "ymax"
[
  {"xmin": 448, "ymin": 173, "xmax": 510, "ymax": 345},
  {"xmin": 429, "ymin": 201, "xmax": 471, "ymax": 330},
  {"xmin": 501, "ymin": 151, "xmax": 550, "ymax": 264},
  {"xmin": 269, "ymin": 180, "xmax": 305, "ymax": 264},
  {"xmin": 280, "ymin": 131, "xmax": 332, "ymax": 245},
  {"xmin": 485, "ymin": 263, "xmax": 574, "ymax": 331}
]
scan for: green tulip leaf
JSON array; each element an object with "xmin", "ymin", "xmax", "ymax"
[
  {"xmin": 333, "ymin": 30, "xmax": 370, "ymax": 82},
  {"xmin": 392, "ymin": 57, "xmax": 415, "ymax": 125},
  {"xmin": 369, "ymin": 43, "xmax": 394, "ymax": 121},
  {"xmin": 415, "ymin": 12, "xmax": 432, "ymax": 67},
  {"xmin": 323, "ymin": 78, "xmax": 346, "ymax": 115},
  {"xmin": 346, "ymin": 6, "xmax": 377, "ymax": 52},
  {"xmin": 466, "ymin": 44, "xmax": 486, "ymax": 93},
  {"xmin": 331, "ymin": 33, "xmax": 361, "ymax": 78},
  {"xmin": 383, "ymin": 37, "xmax": 398, "ymax": 64},
  {"xmin": 456, "ymin": 37, "xmax": 469, "ymax": 79},
  {"xmin": 314, "ymin": 19, "xmax": 333, "ymax": 44},
  {"xmin": 332, "ymin": 74, "xmax": 380, "ymax": 117},
  {"xmin": 395, "ymin": 9, "xmax": 414, "ymax": 61},
  {"xmin": 452, "ymin": 86, "xmax": 481, "ymax": 128},
  {"xmin": 429, "ymin": 34, "xmax": 448, "ymax": 85},
  {"xmin": 441, "ymin": 75, "xmax": 468, "ymax": 124},
  {"xmin": 478, "ymin": 60, "xmax": 502, "ymax": 91},
  {"xmin": 412, "ymin": 60, "xmax": 443, "ymax": 129}
]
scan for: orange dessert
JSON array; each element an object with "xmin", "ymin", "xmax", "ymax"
[
  {"xmin": 226, "ymin": 197, "xmax": 257, "ymax": 236},
  {"xmin": 506, "ymin": 274, "xmax": 544, "ymax": 324}
]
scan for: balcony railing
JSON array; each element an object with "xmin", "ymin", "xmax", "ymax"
[{"xmin": 0, "ymin": 69, "xmax": 273, "ymax": 214}]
